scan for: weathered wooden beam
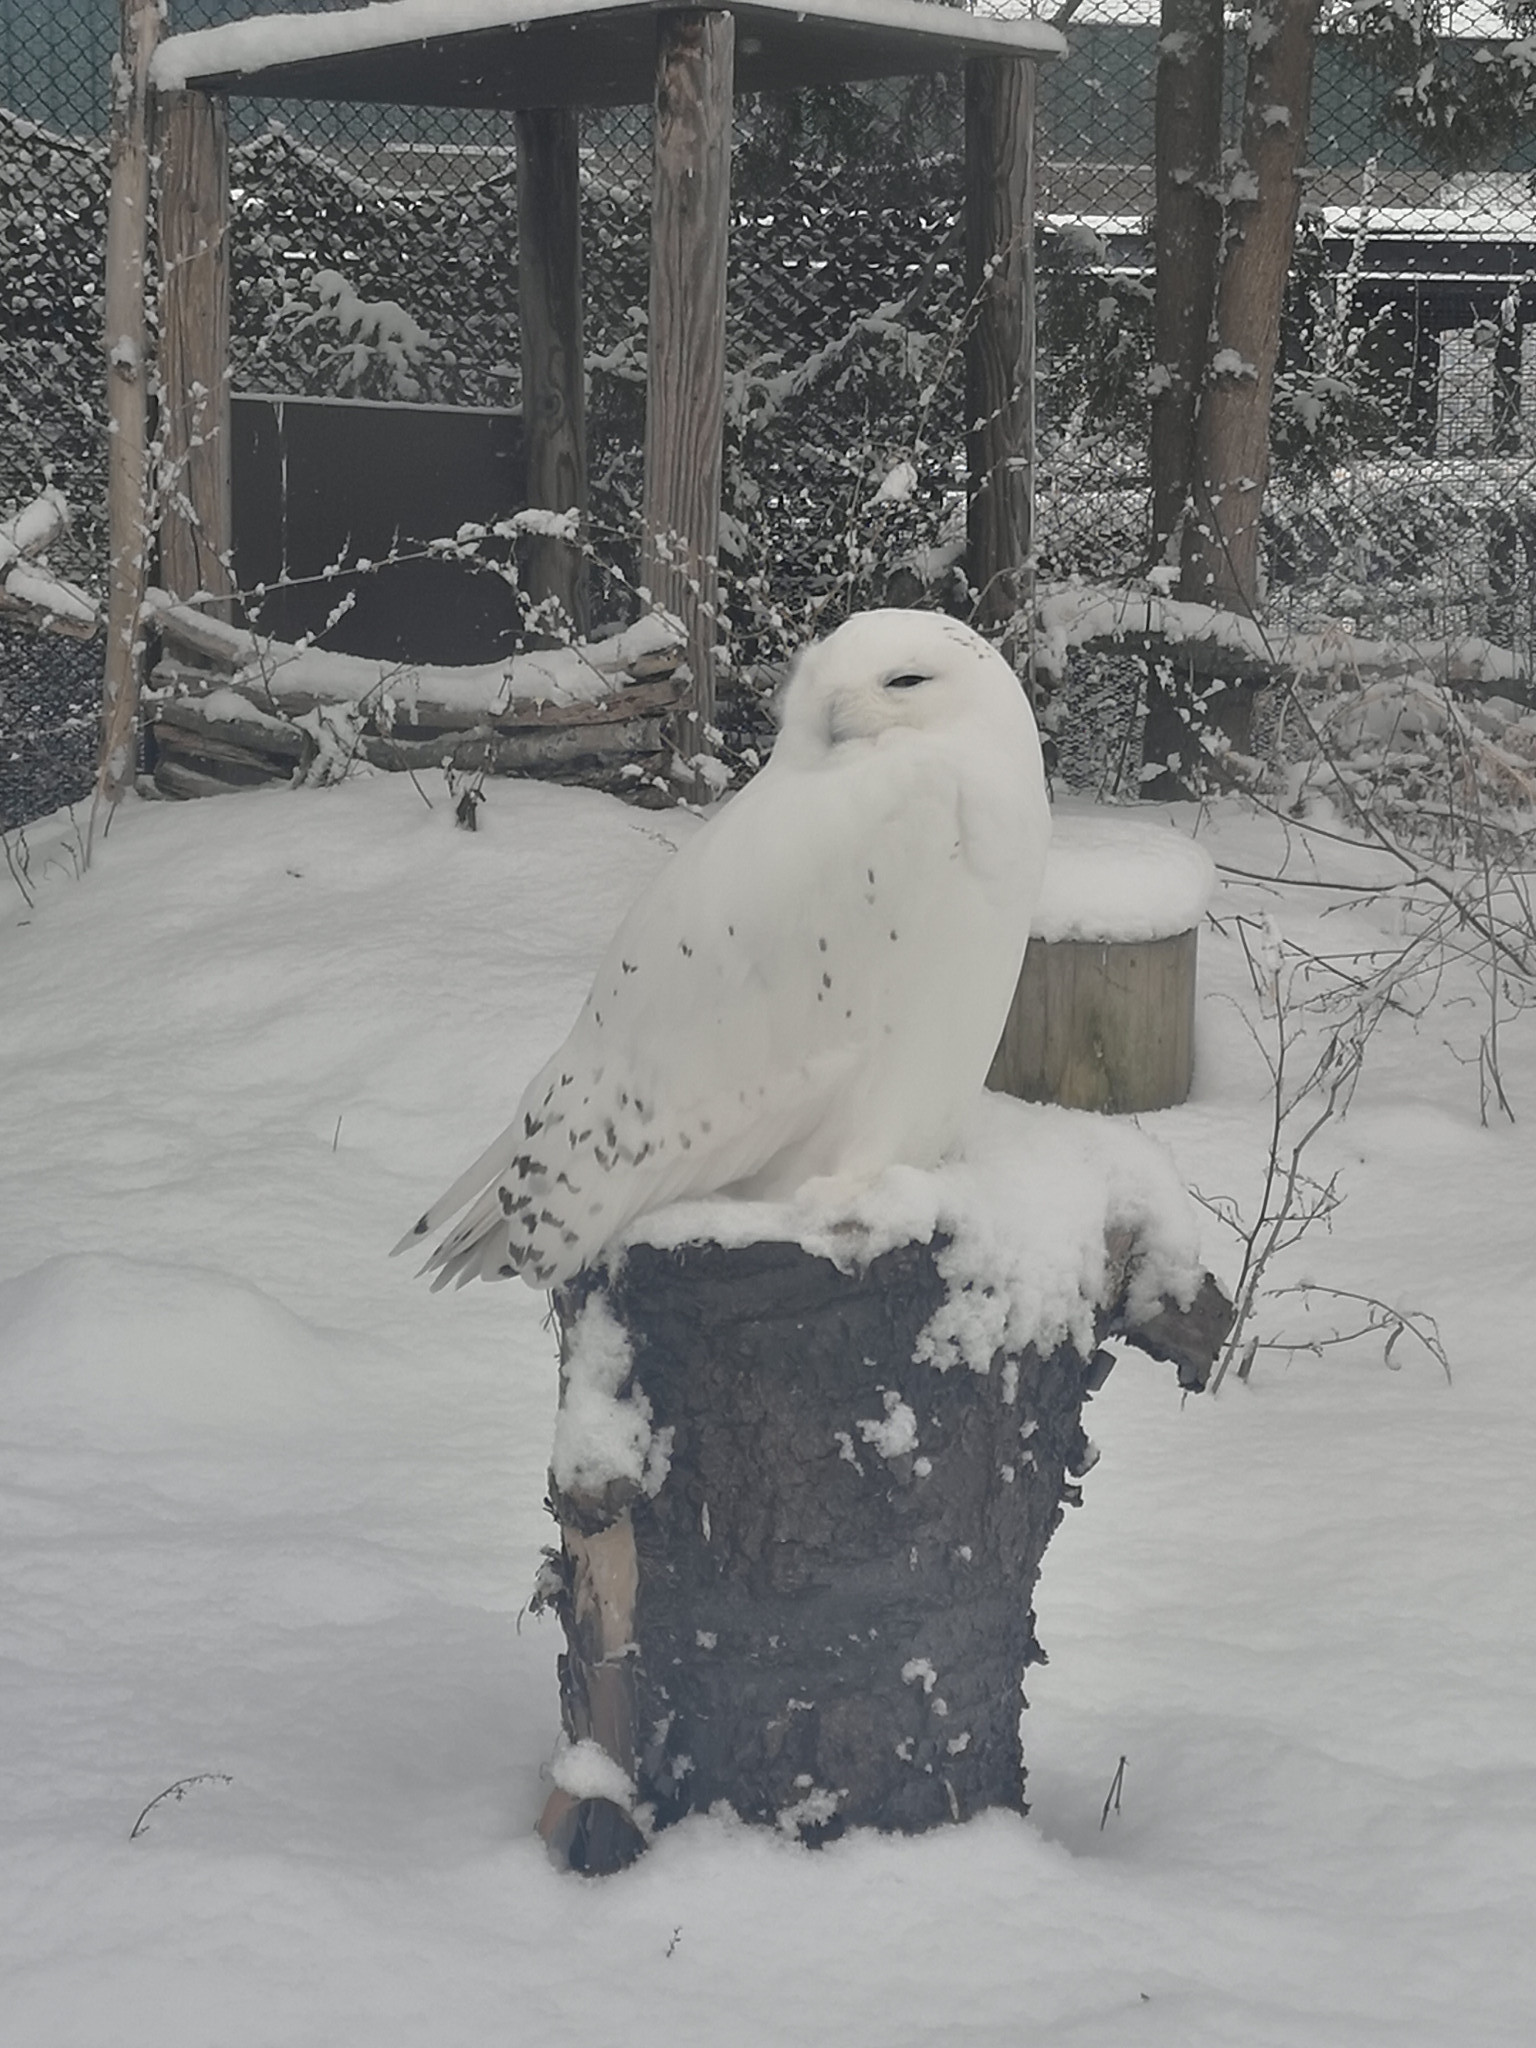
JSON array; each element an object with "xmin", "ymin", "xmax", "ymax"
[
  {"xmin": 643, "ymin": 9, "xmax": 733, "ymax": 773},
  {"xmin": 515, "ymin": 105, "xmax": 589, "ymax": 640},
  {"xmin": 157, "ymin": 88, "xmax": 233, "ymax": 613},
  {"xmin": 95, "ymin": 0, "xmax": 162, "ymax": 826},
  {"xmin": 964, "ymin": 55, "xmax": 1036, "ymax": 672}
]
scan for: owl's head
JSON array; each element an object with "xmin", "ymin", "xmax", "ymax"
[{"xmin": 777, "ymin": 609, "xmax": 1037, "ymax": 755}]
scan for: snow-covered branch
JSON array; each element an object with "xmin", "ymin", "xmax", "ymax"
[
  {"xmin": 145, "ymin": 590, "xmax": 684, "ymax": 722},
  {"xmin": 0, "ymin": 490, "xmax": 99, "ymax": 640},
  {"xmin": 1036, "ymin": 578, "xmax": 1524, "ymax": 694}
]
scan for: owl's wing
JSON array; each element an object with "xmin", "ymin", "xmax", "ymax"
[{"xmin": 396, "ymin": 736, "xmax": 992, "ymax": 1288}]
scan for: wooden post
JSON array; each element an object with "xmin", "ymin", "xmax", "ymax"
[
  {"xmin": 158, "ymin": 89, "xmax": 234, "ymax": 613},
  {"xmin": 94, "ymin": 0, "xmax": 162, "ymax": 833},
  {"xmin": 964, "ymin": 55, "xmax": 1036, "ymax": 677},
  {"xmin": 1489, "ymin": 312, "xmax": 1523, "ymax": 648},
  {"xmin": 515, "ymin": 106, "xmax": 589, "ymax": 641},
  {"xmin": 643, "ymin": 10, "xmax": 733, "ymax": 774}
]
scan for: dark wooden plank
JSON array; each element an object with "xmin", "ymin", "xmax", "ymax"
[
  {"xmin": 642, "ymin": 10, "xmax": 734, "ymax": 769},
  {"xmin": 964, "ymin": 55, "xmax": 1036, "ymax": 667},
  {"xmin": 516, "ymin": 105, "xmax": 589, "ymax": 640},
  {"xmin": 229, "ymin": 395, "xmax": 528, "ymax": 666}
]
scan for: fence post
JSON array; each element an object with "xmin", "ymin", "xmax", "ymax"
[
  {"xmin": 158, "ymin": 88, "xmax": 234, "ymax": 615},
  {"xmin": 643, "ymin": 10, "xmax": 733, "ymax": 777},
  {"xmin": 516, "ymin": 106, "xmax": 589, "ymax": 640},
  {"xmin": 964, "ymin": 55, "xmax": 1036, "ymax": 680},
  {"xmin": 94, "ymin": 0, "xmax": 162, "ymax": 833}
]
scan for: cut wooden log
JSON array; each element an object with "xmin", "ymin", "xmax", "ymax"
[
  {"xmin": 989, "ymin": 928, "xmax": 1198, "ymax": 1114},
  {"xmin": 153, "ymin": 691, "xmax": 310, "ymax": 761},
  {"xmin": 151, "ymin": 723, "xmax": 299, "ymax": 792},
  {"xmin": 153, "ymin": 753, "xmax": 279, "ymax": 801},
  {"xmin": 537, "ymin": 1223, "xmax": 1229, "ymax": 1873},
  {"xmin": 989, "ymin": 811, "xmax": 1215, "ymax": 1115}
]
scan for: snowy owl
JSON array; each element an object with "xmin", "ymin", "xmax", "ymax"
[{"xmin": 396, "ymin": 609, "xmax": 1051, "ymax": 1289}]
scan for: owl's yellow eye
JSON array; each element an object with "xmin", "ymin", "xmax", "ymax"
[{"xmin": 885, "ymin": 673, "xmax": 928, "ymax": 690}]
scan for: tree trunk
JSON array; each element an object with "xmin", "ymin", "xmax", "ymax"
[
  {"xmin": 1141, "ymin": 0, "xmax": 1228, "ymax": 794},
  {"xmin": 537, "ymin": 1236, "xmax": 1229, "ymax": 1873},
  {"xmin": 1148, "ymin": 0, "xmax": 1224, "ymax": 572},
  {"xmin": 93, "ymin": 0, "xmax": 161, "ymax": 837},
  {"xmin": 1180, "ymin": 0, "xmax": 1320, "ymax": 616},
  {"xmin": 964, "ymin": 55, "xmax": 1037, "ymax": 679}
]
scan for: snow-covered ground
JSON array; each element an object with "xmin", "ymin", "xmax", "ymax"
[{"xmin": 2, "ymin": 770, "xmax": 1533, "ymax": 2045}]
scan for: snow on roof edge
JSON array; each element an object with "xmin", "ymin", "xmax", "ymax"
[{"xmin": 153, "ymin": 0, "xmax": 1066, "ymax": 92}]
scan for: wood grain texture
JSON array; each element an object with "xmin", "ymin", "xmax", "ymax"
[
  {"xmin": 97, "ymin": 0, "xmax": 162, "ymax": 814},
  {"xmin": 515, "ymin": 105, "xmax": 589, "ymax": 637},
  {"xmin": 642, "ymin": 10, "xmax": 734, "ymax": 765},
  {"xmin": 988, "ymin": 928, "xmax": 1199, "ymax": 1113},
  {"xmin": 537, "ymin": 1231, "xmax": 1226, "ymax": 1869},
  {"xmin": 964, "ymin": 55, "xmax": 1036, "ymax": 657},
  {"xmin": 158, "ymin": 90, "xmax": 233, "ymax": 613}
]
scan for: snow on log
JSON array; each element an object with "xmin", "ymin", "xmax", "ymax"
[
  {"xmin": 143, "ymin": 593, "xmax": 687, "ymax": 799},
  {"xmin": 534, "ymin": 1096, "xmax": 1230, "ymax": 1874},
  {"xmin": 990, "ymin": 810, "xmax": 1216, "ymax": 1115},
  {"xmin": 145, "ymin": 591, "xmax": 684, "ymax": 717},
  {"xmin": 1037, "ymin": 579, "xmax": 1525, "ymax": 693},
  {"xmin": 0, "ymin": 490, "xmax": 98, "ymax": 640}
]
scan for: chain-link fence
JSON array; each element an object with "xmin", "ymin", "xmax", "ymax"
[{"xmin": 2, "ymin": 1, "xmax": 1534, "ymax": 824}]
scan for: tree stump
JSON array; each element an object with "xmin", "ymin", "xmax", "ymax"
[
  {"xmin": 536, "ymin": 1221, "xmax": 1229, "ymax": 1874},
  {"xmin": 989, "ymin": 810, "xmax": 1216, "ymax": 1114}
]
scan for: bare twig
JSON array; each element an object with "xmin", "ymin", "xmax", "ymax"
[{"xmin": 129, "ymin": 1773, "xmax": 233, "ymax": 1840}]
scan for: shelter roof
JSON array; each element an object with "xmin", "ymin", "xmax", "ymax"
[{"xmin": 153, "ymin": 0, "xmax": 1066, "ymax": 112}]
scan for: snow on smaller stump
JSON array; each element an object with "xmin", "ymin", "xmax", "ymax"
[
  {"xmin": 990, "ymin": 809, "xmax": 1216, "ymax": 1115},
  {"xmin": 534, "ymin": 1126, "xmax": 1229, "ymax": 1873}
]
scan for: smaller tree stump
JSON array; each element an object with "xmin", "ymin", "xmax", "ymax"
[
  {"xmin": 536, "ymin": 1180, "xmax": 1229, "ymax": 1873},
  {"xmin": 989, "ymin": 810, "xmax": 1216, "ymax": 1114}
]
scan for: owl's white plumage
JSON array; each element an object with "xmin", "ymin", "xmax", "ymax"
[{"xmin": 397, "ymin": 609, "xmax": 1051, "ymax": 1289}]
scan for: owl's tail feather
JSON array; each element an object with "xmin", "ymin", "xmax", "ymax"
[
  {"xmin": 422, "ymin": 1181, "xmax": 531, "ymax": 1291},
  {"xmin": 388, "ymin": 1117, "xmax": 529, "ymax": 1261}
]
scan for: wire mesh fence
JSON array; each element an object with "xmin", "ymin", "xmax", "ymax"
[{"xmin": 1, "ymin": 0, "xmax": 1533, "ymax": 826}]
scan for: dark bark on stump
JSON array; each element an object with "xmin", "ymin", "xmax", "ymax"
[{"xmin": 539, "ymin": 1236, "xmax": 1228, "ymax": 1869}]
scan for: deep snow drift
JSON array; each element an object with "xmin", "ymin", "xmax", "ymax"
[{"xmin": 2, "ymin": 772, "xmax": 1533, "ymax": 2046}]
